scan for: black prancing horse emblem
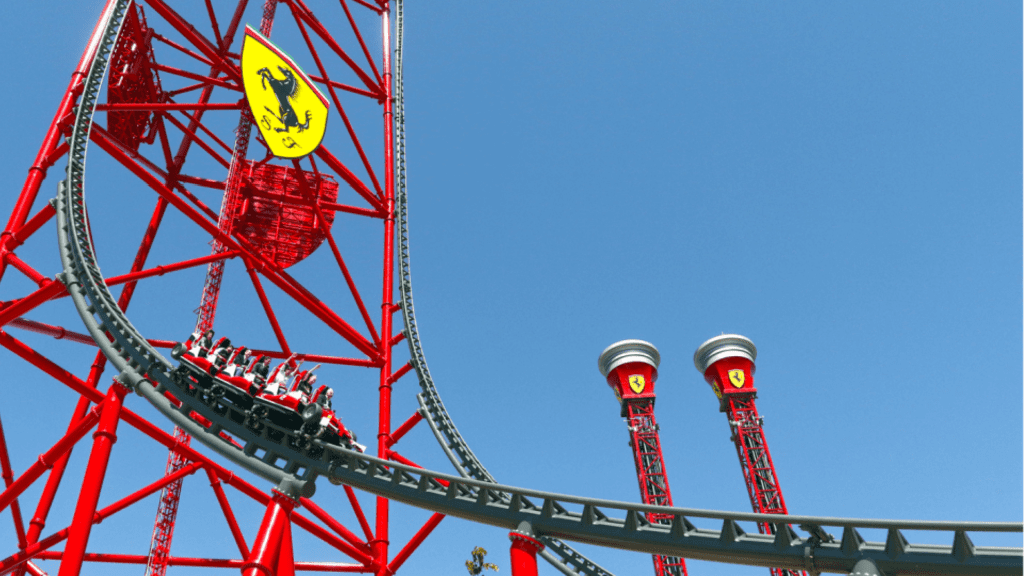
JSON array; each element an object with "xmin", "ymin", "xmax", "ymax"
[{"xmin": 257, "ymin": 66, "xmax": 313, "ymax": 134}]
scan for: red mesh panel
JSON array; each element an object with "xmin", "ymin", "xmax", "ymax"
[
  {"xmin": 229, "ymin": 161, "xmax": 339, "ymax": 269},
  {"xmin": 106, "ymin": 4, "xmax": 161, "ymax": 153}
]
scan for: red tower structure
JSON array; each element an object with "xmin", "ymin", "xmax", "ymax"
[
  {"xmin": 598, "ymin": 340, "xmax": 687, "ymax": 576},
  {"xmin": 693, "ymin": 334, "xmax": 804, "ymax": 576},
  {"xmin": 0, "ymin": 1, "xmax": 447, "ymax": 574}
]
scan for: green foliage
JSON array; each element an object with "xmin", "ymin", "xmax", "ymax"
[{"xmin": 465, "ymin": 546, "xmax": 499, "ymax": 575}]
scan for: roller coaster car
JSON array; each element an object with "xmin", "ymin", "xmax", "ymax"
[
  {"xmin": 170, "ymin": 344, "xmax": 361, "ymax": 451},
  {"xmin": 251, "ymin": 383, "xmax": 362, "ymax": 451},
  {"xmin": 171, "ymin": 342, "xmax": 256, "ymax": 410}
]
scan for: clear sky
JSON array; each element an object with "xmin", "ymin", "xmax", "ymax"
[{"xmin": 0, "ymin": 2, "xmax": 1019, "ymax": 575}]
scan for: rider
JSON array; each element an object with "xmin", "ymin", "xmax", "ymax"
[
  {"xmin": 212, "ymin": 342, "xmax": 233, "ymax": 373},
  {"xmin": 231, "ymin": 347, "xmax": 253, "ymax": 377},
  {"xmin": 188, "ymin": 329, "xmax": 214, "ymax": 357},
  {"xmin": 250, "ymin": 356, "xmax": 272, "ymax": 387},
  {"xmin": 287, "ymin": 371, "xmax": 316, "ymax": 405},
  {"xmin": 264, "ymin": 354, "xmax": 299, "ymax": 396}
]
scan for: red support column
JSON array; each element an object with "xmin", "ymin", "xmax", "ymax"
[
  {"xmin": 508, "ymin": 527, "xmax": 544, "ymax": 576},
  {"xmin": 693, "ymin": 334, "xmax": 804, "ymax": 576},
  {"xmin": 374, "ymin": 3, "xmax": 397, "ymax": 575},
  {"xmin": 275, "ymin": 515, "xmax": 296, "ymax": 576},
  {"xmin": 241, "ymin": 492, "xmax": 295, "ymax": 576},
  {"xmin": 598, "ymin": 340, "xmax": 688, "ymax": 576},
  {"xmin": 57, "ymin": 381, "xmax": 129, "ymax": 576}
]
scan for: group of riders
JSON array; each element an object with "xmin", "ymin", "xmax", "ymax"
[{"xmin": 185, "ymin": 329, "xmax": 334, "ymax": 410}]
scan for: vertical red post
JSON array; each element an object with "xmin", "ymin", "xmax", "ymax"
[
  {"xmin": 693, "ymin": 334, "xmax": 804, "ymax": 576},
  {"xmin": 242, "ymin": 491, "xmax": 295, "ymax": 576},
  {"xmin": 375, "ymin": 2, "xmax": 397, "ymax": 574},
  {"xmin": 508, "ymin": 527, "xmax": 544, "ymax": 576},
  {"xmin": 598, "ymin": 340, "xmax": 687, "ymax": 576},
  {"xmin": 57, "ymin": 381, "xmax": 129, "ymax": 576}
]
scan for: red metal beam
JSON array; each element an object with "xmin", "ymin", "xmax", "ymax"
[
  {"xmin": 21, "ymin": 397, "xmax": 94, "ymax": 572},
  {"xmin": 339, "ymin": 0, "xmax": 384, "ymax": 84},
  {"xmin": 0, "ymin": 461, "xmax": 202, "ymax": 575},
  {"xmin": 292, "ymin": 13, "xmax": 384, "ymax": 197},
  {"xmin": 96, "ymin": 102, "xmax": 241, "ymax": 112},
  {"xmin": 152, "ymin": 32, "xmax": 214, "ymax": 67},
  {"xmin": 57, "ymin": 382, "xmax": 129, "ymax": 576},
  {"xmin": 321, "ymin": 201, "xmax": 384, "ymax": 219},
  {"xmin": 298, "ymin": 498, "xmax": 371, "ymax": 554},
  {"xmin": 205, "ymin": 467, "xmax": 250, "ymax": 558},
  {"xmin": 309, "ymin": 75, "xmax": 384, "ymax": 101},
  {"xmin": 0, "ymin": 280, "xmax": 65, "ymax": 328},
  {"xmin": 31, "ymin": 552, "xmax": 371, "ymax": 572},
  {"xmin": 0, "ymin": 416, "xmax": 28, "ymax": 549},
  {"xmin": 244, "ymin": 260, "xmax": 292, "ymax": 356},
  {"xmin": 159, "ymin": 112, "xmax": 232, "ymax": 168},
  {"xmin": 1, "ymin": 252, "xmax": 48, "ymax": 288},
  {"xmin": 314, "ymin": 145, "xmax": 383, "ymax": 213},
  {"xmin": 386, "ymin": 411, "xmax": 423, "ymax": 449},
  {"xmin": 143, "ymin": 0, "xmax": 242, "ymax": 84},
  {"xmin": 292, "ymin": 160, "xmax": 380, "ymax": 344},
  {"xmin": 287, "ymin": 0, "xmax": 382, "ymax": 96},
  {"xmin": 5, "ymin": 318, "xmax": 95, "ymax": 346},
  {"xmin": 242, "ymin": 493, "xmax": 294, "ymax": 576},
  {"xmin": 0, "ymin": 399, "xmax": 101, "ymax": 516},
  {"xmin": 0, "ymin": 203, "xmax": 55, "ymax": 253},
  {"xmin": 375, "ymin": 9, "xmax": 399, "ymax": 573},
  {"xmin": 343, "ymin": 485, "xmax": 374, "ymax": 543},
  {"xmin": 386, "ymin": 361, "xmax": 412, "ymax": 386},
  {"xmin": 387, "ymin": 513, "xmax": 444, "ymax": 575}
]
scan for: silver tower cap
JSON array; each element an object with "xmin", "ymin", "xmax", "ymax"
[
  {"xmin": 693, "ymin": 334, "xmax": 757, "ymax": 374},
  {"xmin": 598, "ymin": 340, "xmax": 660, "ymax": 377}
]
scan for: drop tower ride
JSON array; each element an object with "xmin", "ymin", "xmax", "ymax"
[
  {"xmin": 693, "ymin": 334, "xmax": 804, "ymax": 576},
  {"xmin": 598, "ymin": 340, "xmax": 687, "ymax": 576}
]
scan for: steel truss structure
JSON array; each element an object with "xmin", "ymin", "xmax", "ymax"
[
  {"xmin": 721, "ymin": 395, "xmax": 801, "ymax": 576},
  {"xmin": 622, "ymin": 401, "xmax": 687, "ymax": 576},
  {"xmin": 0, "ymin": 2, "xmax": 1020, "ymax": 576},
  {"xmin": 0, "ymin": 1, "xmax": 611, "ymax": 574}
]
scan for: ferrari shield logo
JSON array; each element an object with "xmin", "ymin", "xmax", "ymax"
[
  {"xmin": 628, "ymin": 375, "xmax": 646, "ymax": 394},
  {"xmin": 711, "ymin": 380, "xmax": 723, "ymax": 399},
  {"xmin": 241, "ymin": 26, "xmax": 329, "ymax": 158},
  {"xmin": 728, "ymin": 369, "xmax": 746, "ymax": 388}
]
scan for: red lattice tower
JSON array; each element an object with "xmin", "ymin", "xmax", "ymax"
[
  {"xmin": 598, "ymin": 340, "xmax": 688, "ymax": 576},
  {"xmin": 0, "ymin": 1, "xmax": 442, "ymax": 575},
  {"xmin": 693, "ymin": 335, "xmax": 805, "ymax": 576},
  {"xmin": 146, "ymin": 4, "xmax": 279, "ymax": 574}
]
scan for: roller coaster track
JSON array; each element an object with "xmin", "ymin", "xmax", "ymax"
[{"xmin": 54, "ymin": 2, "xmax": 1021, "ymax": 575}]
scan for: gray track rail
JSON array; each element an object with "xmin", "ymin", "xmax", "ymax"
[{"xmin": 54, "ymin": 2, "xmax": 1021, "ymax": 575}]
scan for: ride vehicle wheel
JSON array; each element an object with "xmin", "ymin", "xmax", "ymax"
[
  {"xmin": 171, "ymin": 342, "xmax": 185, "ymax": 360},
  {"xmin": 301, "ymin": 403, "xmax": 323, "ymax": 425}
]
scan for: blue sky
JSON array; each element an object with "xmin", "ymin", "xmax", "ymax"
[{"xmin": 0, "ymin": 2, "xmax": 1019, "ymax": 575}]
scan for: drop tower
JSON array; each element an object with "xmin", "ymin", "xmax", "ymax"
[{"xmin": 598, "ymin": 340, "xmax": 687, "ymax": 576}]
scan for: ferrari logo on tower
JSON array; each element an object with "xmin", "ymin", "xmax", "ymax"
[
  {"xmin": 241, "ymin": 26, "xmax": 329, "ymax": 158},
  {"xmin": 728, "ymin": 369, "xmax": 746, "ymax": 388},
  {"xmin": 628, "ymin": 375, "xmax": 646, "ymax": 394}
]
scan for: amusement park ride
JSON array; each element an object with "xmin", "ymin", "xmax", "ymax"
[{"xmin": 0, "ymin": 1, "xmax": 1018, "ymax": 576}]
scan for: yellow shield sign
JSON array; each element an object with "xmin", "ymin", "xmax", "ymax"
[
  {"xmin": 711, "ymin": 380, "xmax": 723, "ymax": 399},
  {"xmin": 628, "ymin": 375, "xmax": 646, "ymax": 394},
  {"xmin": 241, "ymin": 26, "xmax": 329, "ymax": 158},
  {"xmin": 728, "ymin": 369, "xmax": 746, "ymax": 388}
]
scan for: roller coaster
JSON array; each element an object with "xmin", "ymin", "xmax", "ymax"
[{"xmin": 0, "ymin": 1, "xmax": 1019, "ymax": 575}]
